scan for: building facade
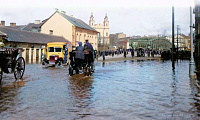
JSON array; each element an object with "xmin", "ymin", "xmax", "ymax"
[
  {"xmin": 0, "ymin": 27, "xmax": 71, "ymax": 63},
  {"xmin": 129, "ymin": 37, "xmax": 172, "ymax": 50},
  {"xmin": 166, "ymin": 34, "xmax": 190, "ymax": 50},
  {"xmin": 109, "ymin": 32, "xmax": 126, "ymax": 46},
  {"xmin": 41, "ymin": 10, "xmax": 99, "ymax": 50},
  {"xmin": 89, "ymin": 13, "xmax": 110, "ymax": 46}
]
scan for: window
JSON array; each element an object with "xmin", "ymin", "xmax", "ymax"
[
  {"xmin": 49, "ymin": 30, "xmax": 53, "ymax": 35},
  {"xmin": 48, "ymin": 47, "xmax": 62, "ymax": 52},
  {"xmin": 106, "ymin": 32, "xmax": 108, "ymax": 36},
  {"xmin": 48, "ymin": 47, "xmax": 54, "ymax": 52},
  {"xmin": 55, "ymin": 47, "xmax": 62, "ymax": 52}
]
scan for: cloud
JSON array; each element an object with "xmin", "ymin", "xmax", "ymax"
[{"xmin": 0, "ymin": 0, "xmax": 193, "ymax": 36}]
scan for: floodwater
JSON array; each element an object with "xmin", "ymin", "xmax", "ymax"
[{"xmin": 0, "ymin": 59, "xmax": 200, "ymax": 120}]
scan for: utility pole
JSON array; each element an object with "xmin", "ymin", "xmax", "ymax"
[
  {"xmin": 177, "ymin": 25, "xmax": 179, "ymax": 61},
  {"xmin": 189, "ymin": 6, "xmax": 195, "ymax": 76},
  {"xmin": 172, "ymin": 6, "xmax": 175, "ymax": 69}
]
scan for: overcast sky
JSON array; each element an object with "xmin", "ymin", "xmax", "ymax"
[{"xmin": 0, "ymin": 0, "xmax": 196, "ymax": 36}]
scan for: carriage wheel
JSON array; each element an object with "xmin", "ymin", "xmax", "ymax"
[
  {"xmin": 55, "ymin": 60, "xmax": 63, "ymax": 68},
  {"xmin": 42, "ymin": 61, "xmax": 48, "ymax": 68},
  {"xmin": 0, "ymin": 67, "xmax": 2, "ymax": 85},
  {"xmin": 14, "ymin": 57, "xmax": 25, "ymax": 80}
]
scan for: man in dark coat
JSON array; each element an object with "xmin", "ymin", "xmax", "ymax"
[
  {"xmin": 84, "ymin": 40, "xmax": 93, "ymax": 52},
  {"xmin": 75, "ymin": 42, "xmax": 85, "ymax": 73},
  {"xmin": 84, "ymin": 40, "xmax": 94, "ymax": 66}
]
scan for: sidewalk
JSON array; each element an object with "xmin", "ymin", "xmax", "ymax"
[{"xmin": 97, "ymin": 53, "xmax": 161, "ymax": 61}]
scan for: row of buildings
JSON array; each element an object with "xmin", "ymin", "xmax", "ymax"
[
  {"xmin": 0, "ymin": 7, "xmax": 192, "ymax": 63},
  {"xmin": 0, "ymin": 9, "xmax": 110, "ymax": 62},
  {"xmin": 110, "ymin": 32, "xmax": 190, "ymax": 51}
]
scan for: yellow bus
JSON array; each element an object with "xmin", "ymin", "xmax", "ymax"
[{"xmin": 42, "ymin": 42, "xmax": 71, "ymax": 67}]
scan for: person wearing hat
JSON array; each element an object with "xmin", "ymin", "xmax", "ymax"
[
  {"xmin": 84, "ymin": 40, "xmax": 93, "ymax": 52},
  {"xmin": 75, "ymin": 42, "xmax": 85, "ymax": 73},
  {"xmin": 84, "ymin": 40, "xmax": 94, "ymax": 67}
]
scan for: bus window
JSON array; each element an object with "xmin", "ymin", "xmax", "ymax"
[
  {"xmin": 55, "ymin": 47, "xmax": 62, "ymax": 52},
  {"xmin": 48, "ymin": 47, "xmax": 54, "ymax": 52}
]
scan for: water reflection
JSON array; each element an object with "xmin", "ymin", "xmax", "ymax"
[
  {"xmin": 102, "ymin": 61, "xmax": 105, "ymax": 67},
  {"xmin": 170, "ymin": 69, "xmax": 179, "ymax": 118},
  {"xmin": 189, "ymin": 76, "xmax": 200, "ymax": 118},
  {"xmin": 1, "ymin": 60, "xmax": 200, "ymax": 119},
  {"xmin": 68, "ymin": 74, "xmax": 94, "ymax": 118},
  {"xmin": 0, "ymin": 80, "xmax": 25, "ymax": 115}
]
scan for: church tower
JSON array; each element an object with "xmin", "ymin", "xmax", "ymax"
[
  {"xmin": 89, "ymin": 13, "xmax": 110, "ymax": 46},
  {"xmin": 89, "ymin": 12, "xmax": 95, "ymax": 26},
  {"xmin": 103, "ymin": 13, "xmax": 109, "ymax": 27}
]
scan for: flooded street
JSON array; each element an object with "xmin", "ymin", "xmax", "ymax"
[{"xmin": 0, "ymin": 59, "xmax": 200, "ymax": 119}]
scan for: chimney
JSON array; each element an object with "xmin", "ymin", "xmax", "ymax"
[
  {"xmin": 61, "ymin": 11, "xmax": 66, "ymax": 14},
  {"xmin": 34, "ymin": 20, "xmax": 41, "ymax": 24},
  {"xmin": 1, "ymin": 21, "xmax": 5, "ymax": 27},
  {"xmin": 10, "ymin": 23, "xmax": 16, "ymax": 27}
]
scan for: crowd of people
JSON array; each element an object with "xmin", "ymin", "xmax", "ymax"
[
  {"xmin": 95, "ymin": 48, "xmax": 163, "ymax": 60},
  {"xmin": 65, "ymin": 39, "xmax": 167, "ymax": 73}
]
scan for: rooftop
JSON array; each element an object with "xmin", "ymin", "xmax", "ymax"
[{"xmin": 0, "ymin": 27, "xmax": 71, "ymax": 44}]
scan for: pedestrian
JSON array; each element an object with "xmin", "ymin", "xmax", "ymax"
[
  {"xmin": 75, "ymin": 42, "xmax": 85, "ymax": 73},
  {"xmin": 112, "ymin": 50, "xmax": 114, "ymax": 57},
  {"xmin": 131, "ymin": 49, "xmax": 134, "ymax": 57},
  {"xmin": 102, "ymin": 50, "xmax": 105, "ymax": 61},
  {"xmin": 148, "ymin": 50, "xmax": 150, "ymax": 57},
  {"xmin": 151, "ymin": 51, "xmax": 154, "ymax": 57},
  {"xmin": 64, "ymin": 44, "xmax": 68, "ymax": 64},
  {"xmin": 124, "ymin": 50, "xmax": 126, "ymax": 58}
]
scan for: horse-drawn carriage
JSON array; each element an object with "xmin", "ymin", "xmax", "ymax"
[
  {"xmin": 0, "ymin": 47, "xmax": 25, "ymax": 86},
  {"xmin": 68, "ymin": 48, "xmax": 95, "ymax": 76}
]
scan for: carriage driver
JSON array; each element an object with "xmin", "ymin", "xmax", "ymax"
[
  {"xmin": 84, "ymin": 40, "xmax": 94, "ymax": 67},
  {"xmin": 75, "ymin": 42, "xmax": 85, "ymax": 72}
]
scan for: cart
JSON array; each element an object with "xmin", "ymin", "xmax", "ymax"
[
  {"xmin": 0, "ymin": 47, "xmax": 25, "ymax": 86},
  {"xmin": 68, "ymin": 50, "xmax": 94, "ymax": 76}
]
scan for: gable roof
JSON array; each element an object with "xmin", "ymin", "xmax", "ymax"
[
  {"xmin": 0, "ymin": 27, "xmax": 71, "ymax": 44},
  {"xmin": 0, "ymin": 31, "xmax": 7, "ymax": 36},
  {"xmin": 5, "ymin": 25, "xmax": 26, "ymax": 30},
  {"xmin": 42, "ymin": 11, "xmax": 98, "ymax": 33},
  {"xmin": 58, "ymin": 11, "xmax": 98, "ymax": 32},
  {"xmin": 22, "ymin": 23, "xmax": 42, "ymax": 31}
]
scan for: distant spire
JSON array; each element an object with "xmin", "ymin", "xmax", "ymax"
[
  {"xmin": 105, "ymin": 13, "xmax": 108, "ymax": 19},
  {"xmin": 90, "ymin": 12, "xmax": 94, "ymax": 18}
]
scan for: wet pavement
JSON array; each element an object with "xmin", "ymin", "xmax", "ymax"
[{"xmin": 0, "ymin": 59, "xmax": 200, "ymax": 120}]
